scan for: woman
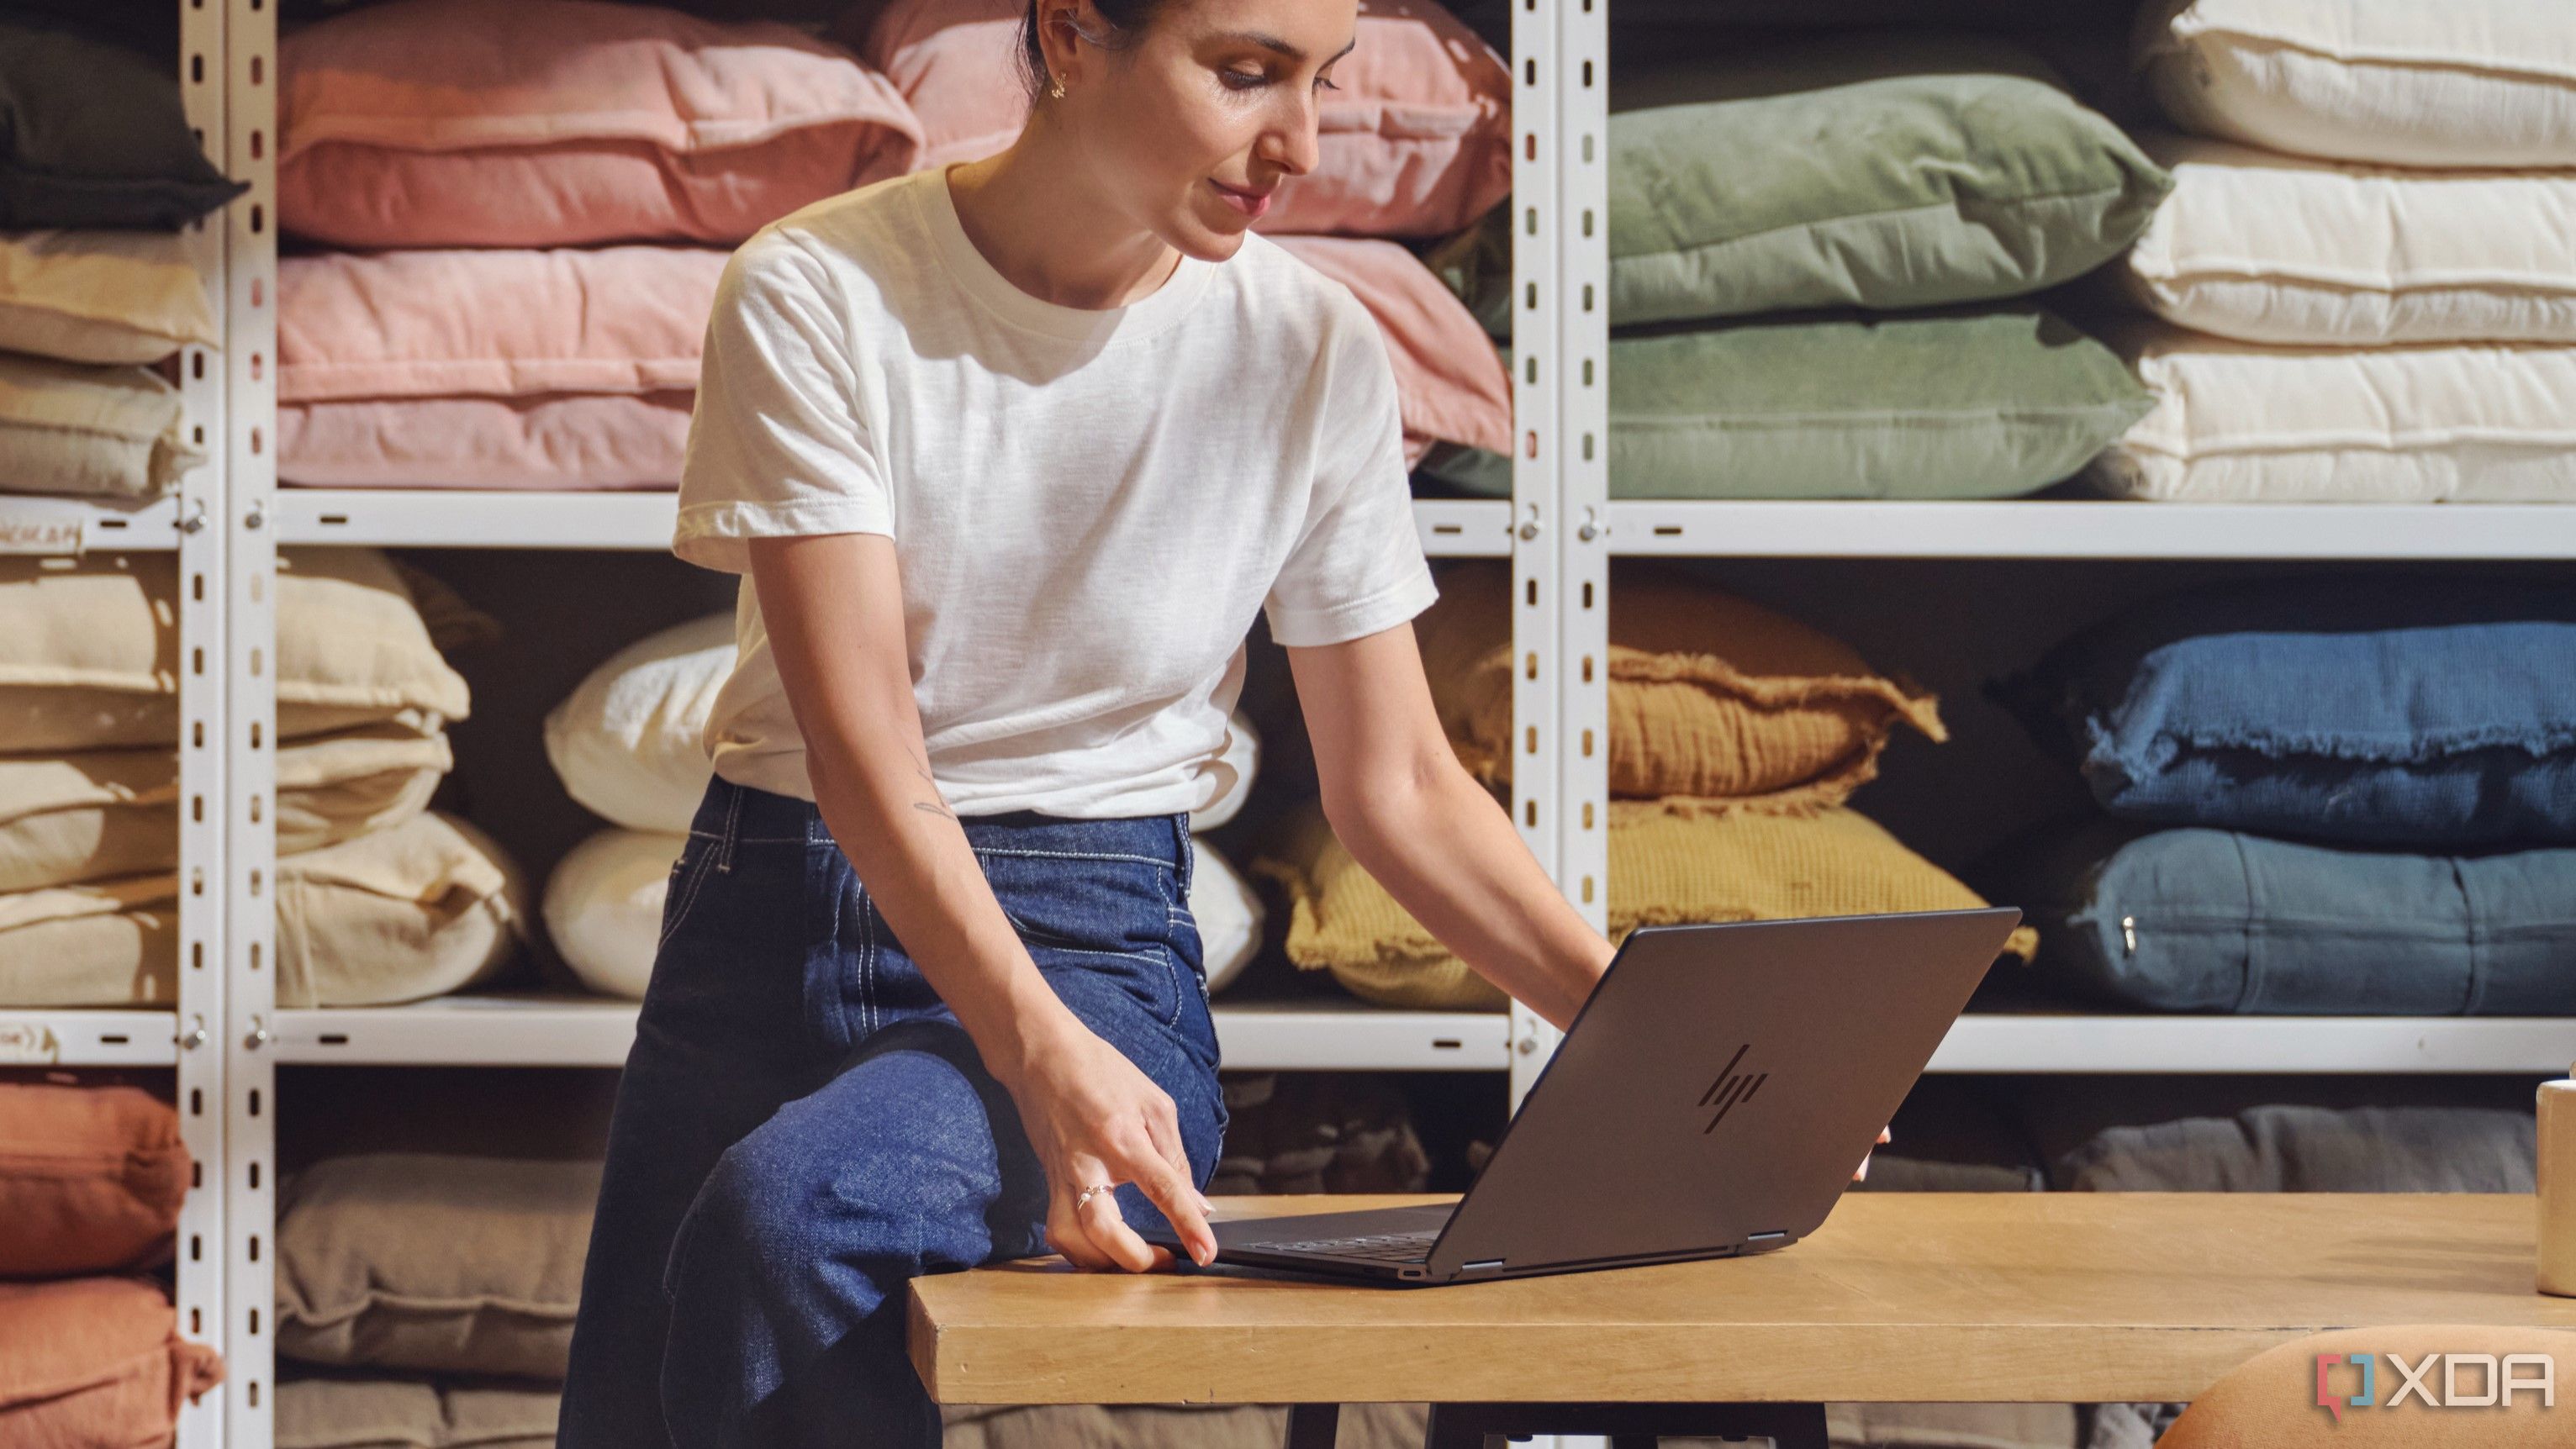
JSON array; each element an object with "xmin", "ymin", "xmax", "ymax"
[{"xmin": 557, "ymin": 0, "xmax": 1660, "ymax": 1442}]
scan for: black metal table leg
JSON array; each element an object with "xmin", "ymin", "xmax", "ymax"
[{"xmin": 1285, "ymin": 1402, "xmax": 1342, "ymax": 1449}]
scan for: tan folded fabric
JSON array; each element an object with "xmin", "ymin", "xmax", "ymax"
[
  {"xmin": 0, "ymin": 809, "xmax": 524, "ymax": 1009},
  {"xmin": 0, "ymin": 719, "xmax": 451, "ymax": 892},
  {"xmin": 0, "ymin": 1278, "xmax": 224, "ymax": 1448},
  {"xmin": 277, "ymin": 1152, "xmax": 599, "ymax": 1378},
  {"xmin": 0, "ymin": 547, "xmax": 470, "ymax": 752},
  {"xmin": 1417, "ymin": 562, "xmax": 1943, "ymax": 807},
  {"xmin": 1258, "ymin": 803, "xmax": 2036, "ymax": 1011},
  {"xmin": 0, "ymin": 229, "xmax": 220, "ymax": 366},
  {"xmin": 0, "ymin": 352, "xmax": 205, "ymax": 500},
  {"xmin": 277, "ymin": 1377, "xmax": 557, "ymax": 1449}
]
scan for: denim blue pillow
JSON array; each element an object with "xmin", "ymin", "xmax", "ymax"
[
  {"xmin": 1977, "ymin": 818, "xmax": 2576, "ymax": 1014},
  {"xmin": 1994, "ymin": 576, "xmax": 2576, "ymax": 846}
]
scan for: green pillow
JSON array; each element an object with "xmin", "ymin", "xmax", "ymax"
[
  {"xmin": 1419, "ymin": 307, "xmax": 2151, "ymax": 501},
  {"xmin": 1607, "ymin": 36, "xmax": 2170, "ymax": 327}
]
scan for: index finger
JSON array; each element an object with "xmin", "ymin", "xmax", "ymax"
[{"xmin": 1118, "ymin": 1141, "xmax": 1216, "ymax": 1268}]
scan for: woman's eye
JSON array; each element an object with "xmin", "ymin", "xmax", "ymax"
[
  {"xmin": 1315, "ymin": 73, "xmax": 1340, "ymax": 91},
  {"xmin": 1222, "ymin": 69, "xmax": 1265, "ymax": 89}
]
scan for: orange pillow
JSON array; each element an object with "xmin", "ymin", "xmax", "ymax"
[
  {"xmin": 280, "ymin": 0, "xmax": 924, "ymax": 247},
  {"xmin": 2161, "ymin": 1325, "xmax": 2576, "ymax": 1447},
  {"xmin": 847, "ymin": 0, "xmax": 1511, "ymax": 238},
  {"xmin": 0, "ymin": 1278, "xmax": 222, "ymax": 1445},
  {"xmin": 0, "ymin": 1082, "xmax": 189, "ymax": 1277}
]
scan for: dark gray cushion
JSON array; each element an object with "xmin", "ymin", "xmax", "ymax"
[{"xmin": 0, "ymin": 16, "xmax": 246, "ymax": 229}]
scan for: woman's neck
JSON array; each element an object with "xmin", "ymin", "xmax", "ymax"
[{"xmin": 942, "ymin": 127, "xmax": 1183, "ymax": 312}]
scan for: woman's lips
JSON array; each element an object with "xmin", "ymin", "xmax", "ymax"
[{"xmin": 1209, "ymin": 179, "xmax": 1272, "ymax": 219}]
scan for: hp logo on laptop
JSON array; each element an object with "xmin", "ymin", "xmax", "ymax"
[{"xmin": 1697, "ymin": 1044, "xmax": 1767, "ymax": 1133}]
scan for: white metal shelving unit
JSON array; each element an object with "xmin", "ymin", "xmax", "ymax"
[{"xmin": 0, "ymin": 3, "xmax": 234, "ymax": 1444}]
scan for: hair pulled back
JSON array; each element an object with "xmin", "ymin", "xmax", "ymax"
[{"xmin": 1017, "ymin": 0, "xmax": 1175, "ymax": 100}]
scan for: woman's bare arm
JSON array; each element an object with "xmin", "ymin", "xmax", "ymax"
[
  {"xmin": 1285, "ymin": 620, "xmax": 1615, "ymax": 1031},
  {"xmin": 745, "ymin": 532, "xmax": 1216, "ymax": 1270}
]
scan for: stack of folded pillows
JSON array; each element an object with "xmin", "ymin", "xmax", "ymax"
[
  {"xmin": 537, "ymin": 613, "xmax": 1269, "ymax": 999},
  {"xmin": 1419, "ymin": 31, "xmax": 2172, "ymax": 501},
  {"xmin": 2096, "ymin": 0, "xmax": 2576, "ymax": 503},
  {"xmin": 272, "ymin": 1150, "xmax": 591, "ymax": 1448},
  {"xmin": 1258, "ymin": 561, "xmax": 2037, "ymax": 1011},
  {"xmin": 0, "ymin": 1079, "xmax": 224, "ymax": 1446},
  {"xmin": 1980, "ymin": 576, "xmax": 2576, "ymax": 1015},
  {"xmin": 0, "ymin": 546, "xmax": 533, "ymax": 1009},
  {"xmin": 0, "ymin": 8, "xmax": 244, "ymax": 503},
  {"xmin": 274, "ymin": 0, "xmax": 1512, "ymax": 492}
]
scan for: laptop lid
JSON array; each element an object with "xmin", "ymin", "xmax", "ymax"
[{"xmin": 1420, "ymin": 907, "xmax": 2023, "ymax": 1279}]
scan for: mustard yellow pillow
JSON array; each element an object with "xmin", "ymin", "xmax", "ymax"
[
  {"xmin": 1417, "ymin": 561, "xmax": 1942, "ymax": 807},
  {"xmin": 1258, "ymin": 801, "xmax": 2036, "ymax": 1012}
]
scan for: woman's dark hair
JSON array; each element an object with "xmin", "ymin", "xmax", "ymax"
[{"xmin": 1017, "ymin": 0, "xmax": 1173, "ymax": 101}]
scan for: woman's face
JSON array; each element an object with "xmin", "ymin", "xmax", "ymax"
[{"xmin": 1068, "ymin": 0, "xmax": 1358, "ymax": 259}]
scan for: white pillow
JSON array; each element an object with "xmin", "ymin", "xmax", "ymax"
[
  {"xmin": 546, "ymin": 612, "xmax": 1261, "ymax": 832},
  {"xmin": 2125, "ymin": 134, "xmax": 2576, "ymax": 346},
  {"xmin": 542, "ymin": 828, "xmax": 682, "ymax": 1000},
  {"xmin": 2095, "ymin": 324, "xmax": 2576, "ymax": 503},
  {"xmin": 1189, "ymin": 843, "xmax": 1264, "ymax": 995},
  {"xmin": 541, "ymin": 827, "xmax": 1266, "ymax": 1000},
  {"xmin": 2138, "ymin": 0, "xmax": 2576, "ymax": 167},
  {"xmin": 543, "ymin": 614, "xmax": 732, "ymax": 833}
]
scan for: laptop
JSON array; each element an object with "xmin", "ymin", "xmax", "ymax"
[{"xmin": 1141, "ymin": 906, "xmax": 2023, "ymax": 1286}]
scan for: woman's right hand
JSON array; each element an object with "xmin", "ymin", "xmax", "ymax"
[{"xmin": 1000, "ymin": 1014, "xmax": 1218, "ymax": 1273}]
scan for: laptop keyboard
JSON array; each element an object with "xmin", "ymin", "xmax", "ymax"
[{"xmin": 1263, "ymin": 1230, "xmax": 1439, "ymax": 1262}]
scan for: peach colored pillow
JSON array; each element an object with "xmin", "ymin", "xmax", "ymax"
[
  {"xmin": 0, "ymin": 1082, "xmax": 188, "ymax": 1277},
  {"xmin": 279, "ymin": 0, "xmax": 925, "ymax": 247},
  {"xmin": 279, "ymin": 393, "xmax": 694, "ymax": 490},
  {"xmin": 0, "ymin": 1278, "xmax": 223, "ymax": 1446},
  {"xmin": 1271, "ymin": 234, "xmax": 1511, "ymax": 457},
  {"xmin": 849, "ymin": 0, "xmax": 1510, "ymax": 237},
  {"xmin": 281, "ymin": 247, "xmax": 729, "ymax": 403}
]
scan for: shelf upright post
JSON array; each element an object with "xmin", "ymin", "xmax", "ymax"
[
  {"xmin": 1507, "ymin": 0, "xmax": 1567, "ymax": 1109},
  {"xmin": 1556, "ymin": 0, "xmax": 1611, "ymax": 975},
  {"xmin": 174, "ymin": 1, "xmax": 233, "ymax": 1443},
  {"xmin": 222, "ymin": 0, "xmax": 282, "ymax": 1440}
]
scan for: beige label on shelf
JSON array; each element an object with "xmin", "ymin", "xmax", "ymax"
[
  {"xmin": 0, "ymin": 1020, "xmax": 63, "ymax": 1066},
  {"xmin": 0, "ymin": 516, "xmax": 88, "ymax": 556}
]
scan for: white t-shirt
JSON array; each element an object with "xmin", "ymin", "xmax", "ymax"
[{"xmin": 673, "ymin": 166, "xmax": 1439, "ymax": 818}]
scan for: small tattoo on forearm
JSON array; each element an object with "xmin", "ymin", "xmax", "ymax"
[{"xmin": 912, "ymin": 799, "xmax": 957, "ymax": 821}]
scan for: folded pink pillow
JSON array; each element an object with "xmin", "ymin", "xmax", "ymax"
[
  {"xmin": 1271, "ymin": 235, "xmax": 1511, "ymax": 459},
  {"xmin": 851, "ymin": 0, "xmax": 1510, "ymax": 238},
  {"xmin": 279, "ymin": 393, "xmax": 694, "ymax": 490},
  {"xmin": 280, "ymin": 0, "xmax": 926, "ymax": 247},
  {"xmin": 281, "ymin": 247, "xmax": 730, "ymax": 403}
]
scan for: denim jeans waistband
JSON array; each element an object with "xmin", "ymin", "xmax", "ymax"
[{"xmin": 691, "ymin": 772, "xmax": 1191, "ymax": 876}]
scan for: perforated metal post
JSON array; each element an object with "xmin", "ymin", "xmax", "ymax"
[
  {"xmin": 222, "ymin": 0, "xmax": 281, "ymax": 1440},
  {"xmin": 1506, "ymin": 0, "xmax": 1566, "ymax": 1114},
  {"xmin": 1557, "ymin": 0, "xmax": 1610, "ymax": 962},
  {"xmin": 174, "ymin": 2, "xmax": 231, "ymax": 1443}
]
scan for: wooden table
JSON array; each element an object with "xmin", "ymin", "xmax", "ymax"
[{"xmin": 909, "ymin": 1192, "xmax": 2576, "ymax": 1447}]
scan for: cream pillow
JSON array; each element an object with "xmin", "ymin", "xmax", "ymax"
[
  {"xmin": 546, "ymin": 613, "xmax": 1259, "ymax": 832},
  {"xmin": 0, "ymin": 353, "xmax": 203, "ymax": 499},
  {"xmin": 541, "ymin": 826, "xmax": 1264, "ymax": 1000},
  {"xmin": 2124, "ymin": 134, "xmax": 2576, "ymax": 345},
  {"xmin": 2138, "ymin": 0, "xmax": 2576, "ymax": 167},
  {"xmin": 273, "ymin": 810, "xmax": 526, "ymax": 1008},
  {"xmin": 0, "ymin": 719, "xmax": 451, "ymax": 892},
  {"xmin": 0, "ymin": 230, "xmax": 219, "ymax": 366},
  {"xmin": 541, "ymin": 827, "xmax": 683, "ymax": 999},
  {"xmin": 0, "ymin": 809, "xmax": 523, "ymax": 1009},
  {"xmin": 0, "ymin": 547, "xmax": 470, "ymax": 752},
  {"xmin": 543, "ymin": 614, "xmax": 732, "ymax": 834},
  {"xmin": 2096, "ymin": 324, "xmax": 2576, "ymax": 503}
]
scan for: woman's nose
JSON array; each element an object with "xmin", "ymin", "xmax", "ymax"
[{"xmin": 1256, "ymin": 93, "xmax": 1324, "ymax": 178}]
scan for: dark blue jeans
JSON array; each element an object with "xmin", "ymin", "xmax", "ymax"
[{"xmin": 557, "ymin": 775, "xmax": 1227, "ymax": 1449}]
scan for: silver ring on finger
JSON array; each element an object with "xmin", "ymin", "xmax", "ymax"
[{"xmin": 1075, "ymin": 1183, "xmax": 1115, "ymax": 1213}]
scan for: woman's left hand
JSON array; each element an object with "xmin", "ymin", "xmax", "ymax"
[{"xmin": 1854, "ymin": 1125, "xmax": 1891, "ymax": 1183}]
